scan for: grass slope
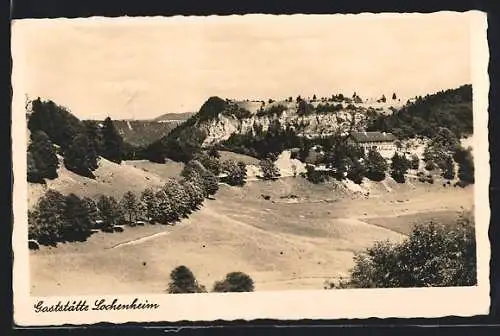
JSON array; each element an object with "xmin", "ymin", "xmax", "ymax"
[
  {"xmin": 30, "ymin": 177, "xmax": 473, "ymax": 295},
  {"xmin": 28, "ymin": 157, "xmax": 183, "ymax": 208}
]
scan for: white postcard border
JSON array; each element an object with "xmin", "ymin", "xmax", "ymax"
[{"xmin": 12, "ymin": 11, "xmax": 491, "ymax": 326}]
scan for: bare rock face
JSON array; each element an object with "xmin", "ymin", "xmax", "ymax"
[{"xmin": 200, "ymin": 102, "xmax": 369, "ymax": 146}]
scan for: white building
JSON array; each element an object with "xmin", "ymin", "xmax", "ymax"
[{"xmin": 347, "ymin": 131, "xmax": 397, "ymax": 159}]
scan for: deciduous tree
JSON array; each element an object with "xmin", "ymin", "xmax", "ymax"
[
  {"xmin": 365, "ymin": 149, "xmax": 387, "ymax": 181},
  {"xmin": 212, "ymin": 272, "xmax": 255, "ymax": 292},
  {"xmin": 96, "ymin": 195, "xmax": 123, "ymax": 230},
  {"xmin": 348, "ymin": 212, "xmax": 476, "ymax": 288},
  {"xmin": 120, "ymin": 191, "xmax": 139, "ymax": 224},
  {"xmin": 101, "ymin": 117, "xmax": 124, "ymax": 164},
  {"xmin": 28, "ymin": 130, "xmax": 59, "ymax": 181},
  {"xmin": 167, "ymin": 266, "xmax": 206, "ymax": 294},
  {"xmin": 259, "ymin": 158, "xmax": 280, "ymax": 180}
]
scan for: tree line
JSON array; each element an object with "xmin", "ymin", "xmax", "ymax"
[
  {"xmin": 27, "ymin": 98, "xmax": 124, "ymax": 182},
  {"xmin": 28, "ymin": 149, "xmax": 247, "ymax": 246}
]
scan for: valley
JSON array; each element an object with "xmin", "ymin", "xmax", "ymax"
[
  {"xmin": 30, "ymin": 174, "xmax": 473, "ymax": 295},
  {"xmin": 26, "ymin": 84, "xmax": 476, "ymax": 294}
]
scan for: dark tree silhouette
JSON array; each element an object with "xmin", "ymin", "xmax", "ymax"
[
  {"xmin": 120, "ymin": 191, "xmax": 139, "ymax": 225},
  {"xmin": 31, "ymin": 189, "xmax": 66, "ymax": 245},
  {"xmin": 28, "ymin": 98, "xmax": 84, "ymax": 149},
  {"xmin": 212, "ymin": 272, "xmax": 255, "ymax": 292},
  {"xmin": 201, "ymin": 171, "xmax": 219, "ymax": 197},
  {"xmin": 62, "ymin": 194, "xmax": 93, "ymax": 241},
  {"xmin": 259, "ymin": 158, "xmax": 280, "ymax": 180},
  {"xmin": 442, "ymin": 155, "xmax": 455, "ymax": 180},
  {"xmin": 221, "ymin": 159, "xmax": 247, "ymax": 186},
  {"xmin": 27, "ymin": 130, "xmax": 59, "ymax": 182},
  {"xmin": 390, "ymin": 152, "xmax": 411, "ymax": 183},
  {"xmin": 63, "ymin": 133, "xmax": 97, "ymax": 178},
  {"xmin": 454, "ymin": 147, "xmax": 474, "ymax": 185},
  {"xmin": 97, "ymin": 195, "xmax": 124, "ymax": 230},
  {"xmin": 27, "ymin": 151, "xmax": 43, "ymax": 183},
  {"xmin": 365, "ymin": 149, "xmax": 387, "ymax": 181},
  {"xmin": 82, "ymin": 197, "xmax": 99, "ymax": 228},
  {"xmin": 410, "ymin": 154, "xmax": 420, "ymax": 170},
  {"xmin": 348, "ymin": 212, "xmax": 476, "ymax": 288},
  {"xmin": 101, "ymin": 117, "xmax": 124, "ymax": 164},
  {"xmin": 167, "ymin": 266, "xmax": 206, "ymax": 294},
  {"xmin": 347, "ymin": 158, "xmax": 366, "ymax": 184},
  {"xmin": 82, "ymin": 120, "xmax": 102, "ymax": 169}
]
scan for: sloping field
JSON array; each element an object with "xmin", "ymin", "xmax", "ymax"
[
  {"xmin": 122, "ymin": 160, "xmax": 184, "ymax": 181},
  {"xmin": 30, "ymin": 177, "xmax": 473, "ymax": 295},
  {"xmin": 28, "ymin": 158, "xmax": 183, "ymax": 208},
  {"xmin": 218, "ymin": 150, "xmax": 260, "ymax": 165}
]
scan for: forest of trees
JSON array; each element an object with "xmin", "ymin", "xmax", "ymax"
[
  {"xmin": 27, "ymin": 98, "xmax": 125, "ymax": 182},
  {"xmin": 367, "ymin": 84, "xmax": 473, "ymax": 139}
]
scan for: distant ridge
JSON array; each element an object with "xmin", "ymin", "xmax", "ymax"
[{"xmin": 152, "ymin": 112, "xmax": 195, "ymax": 122}]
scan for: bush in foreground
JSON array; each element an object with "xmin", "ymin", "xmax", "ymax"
[
  {"xmin": 212, "ymin": 272, "xmax": 255, "ymax": 292},
  {"xmin": 347, "ymin": 212, "xmax": 476, "ymax": 288},
  {"xmin": 259, "ymin": 158, "xmax": 280, "ymax": 180},
  {"xmin": 221, "ymin": 159, "xmax": 247, "ymax": 186},
  {"xmin": 167, "ymin": 266, "xmax": 206, "ymax": 294}
]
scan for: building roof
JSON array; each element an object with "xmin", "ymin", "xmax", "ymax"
[{"xmin": 349, "ymin": 131, "xmax": 397, "ymax": 143}]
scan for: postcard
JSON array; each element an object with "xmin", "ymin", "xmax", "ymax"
[{"xmin": 11, "ymin": 11, "xmax": 490, "ymax": 326}]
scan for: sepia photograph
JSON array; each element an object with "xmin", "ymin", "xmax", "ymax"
[{"xmin": 12, "ymin": 11, "xmax": 490, "ymax": 325}]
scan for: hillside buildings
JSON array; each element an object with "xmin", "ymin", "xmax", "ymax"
[{"xmin": 347, "ymin": 131, "xmax": 397, "ymax": 158}]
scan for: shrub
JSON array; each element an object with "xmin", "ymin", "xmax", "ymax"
[
  {"xmin": 29, "ymin": 190, "xmax": 95, "ymax": 245},
  {"xmin": 101, "ymin": 117, "xmax": 124, "ymax": 164},
  {"xmin": 347, "ymin": 159, "xmax": 366, "ymax": 184},
  {"xmin": 82, "ymin": 197, "xmax": 99, "ymax": 228},
  {"xmin": 442, "ymin": 155, "xmax": 455, "ymax": 180},
  {"xmin": 201, "ymin": 171, "xmax": 219, "ymax": 197},
  {"xmin": 162, "ymin": 178, "xmax": 191, "ymax": 219},
  {"xmin": 410, "ymin": 154, "xmax": 420, "ymax": 170},
  {"xmin": 30, "ymin": 189, "xmax": 66, "ymax": 245},
  {"xmin": 61, "ymin": 193, "xmax": 93, "ymax": 241},
  {"xmin": 193, "ymin": 151, "xmax": 221, "ymax": 175},
  {"xmin": 348, "ymin": 213, "xmax": 476, "ymax": 288},
  {"xmin": 390, "ymin": 152, "xmax": 410, "ymax": 183},
  {"xmin": 167, "ymin": 266, "xmax": 206, "ymax": 294},
  {"xmin": 97, "ymin": 195, "xmax": 124, "ymax": 230},
  {"xmin": 212, "ymin": 272, "xmax": 255, "ymax": 292},
  {"xmin": 140, "ymin": 188, "xmax": 161, "ymax": 223},
  {"xmin": 454, "ymin": 147, "xmax": 474, "ymax": 185},
  {"xmin": 365, "ymin": 149, "xmax": 387, "ymax": 181},
  {"xmin": 63, "ymin": 133, "xmax": 97, "ymax": 178},
  {"xmin": 259, "ymin": 158, "xmax": 280, "ymax": 180},
  {"xmin": 120, "ymin": 191, "xmax": 139, "ymax": 225},
  {"xmin": 425, "ymin": 160, "xmax": 436, "ymax": 171},
  {"xmin": 27, "ymin": 130, "xmax": 59, "ymax": 182},
  {"xmin": 221, "ymin": 159, "xmax": 247, "ymax": 186},
  {"xmin": 180, "ymin": 177, "xmax": 205, "ymax": 210},
  {"xmin": 305, "ymin": 164, "xmax": 328, "ymax": 184}
]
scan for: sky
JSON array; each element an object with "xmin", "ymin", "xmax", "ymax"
[{"xmin": 13, "ymin": 12, "xmax": 473, "ymax": 120}]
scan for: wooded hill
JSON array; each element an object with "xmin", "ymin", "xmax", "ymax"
[
  {"xmin": 367, "ymin": 84, "xmax": 472, "ymax": 139},
  {"xmin": 144, "ymin": 85, "xmax": 473, "ymax": 164},
  {"xmin": 27, "ymin": 98, "xmax": 125, "ymax": 182}
]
